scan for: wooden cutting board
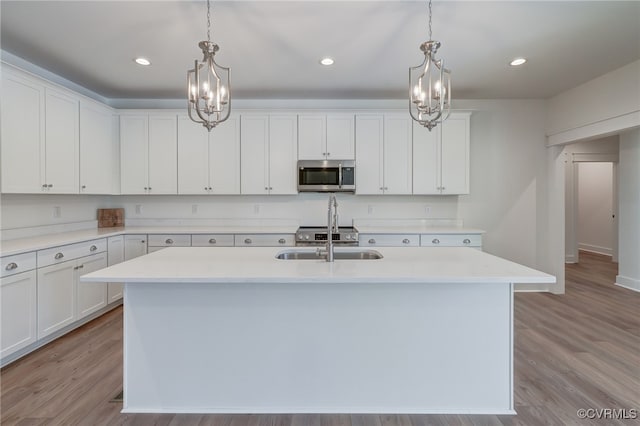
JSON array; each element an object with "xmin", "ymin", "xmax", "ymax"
[{"xmin": 98, "ymin": 208, "xmax": 124, "ymax": 228}]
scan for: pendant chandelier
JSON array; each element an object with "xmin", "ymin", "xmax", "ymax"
[
  {"xmin": 409, "ymin": 0, "xmax": 451, "ymax": 131},
  {"xmin": 187, "ymin": 0, "xmax": 230, "ymax": 131}
]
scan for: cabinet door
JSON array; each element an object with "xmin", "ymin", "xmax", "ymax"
[
  {"xmin": 297, "ymin": 115, "xmax": 326, "ymax": 160},
  {"xmin": 148, "ymin": 116, "xmax": 178, "ymax": 194},
  {"xmin": 210, "ymin": 116, "xmax": 240, "ymax": 194},
  {"xmin": 178, "ymin": 116, "xmax": 209, "ymax": 194},
  {"xmin": 355, "ymin": 115, "xmax": 384, "ymax": 195},
  {"xmin": 76, "ymin": 253, "xmax": 108, "ymax": 319},
  {"xmin": 269, "ymin": 115, "xmax": 298, "ymax": 195},
  {"xmin": 37, "ymin": 261, "xmax": 76, "ymax": 338},
  {"xmin": 124, "ymin": 235, "xmax": 148, "ymax": 260},
  {"xmin": 107, "ymin": 236, "xmax": 124, "ymax": 303},
  {"xmin": 440, "ymin": 115, "xmax": 470, "ymax": 195},
  {"xmin": 1, "ymin": 270, "xmax": 37, "ymax": 358},
  {"xmin": 383, "ymin": 115, "xmax": 413, "ymax": 194},
  {"xmin": 1, "ymin": 71, "xmax": 45, "ymax": 193},
  {"xmin": 240, "ymin": 115, "xmax": 269, "ymax": 194},
  {"xmin": 44, "ymin": 88, "xmax": 79, "ymax": 193},
  {"xmin": 120, "ymin": 116, "xmax": 149, "ymax": 194},
  {"xmin": 80, "ymin": 101, "xmax": 115, "ymax": 194},
  {"xmin": 326, "ymin": 114, "xmax": 355, "ymax": 159},
  {"xmin": 412, "ymin": 123, "xmax": 440, "ymax": 194}
]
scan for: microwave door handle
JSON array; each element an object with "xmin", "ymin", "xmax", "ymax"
[{"xmin": 338, "ymin": 163, "xmax": 343, "ymax": 188}]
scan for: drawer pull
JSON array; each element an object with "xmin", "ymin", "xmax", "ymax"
[
  {"xmin": 55, "ymin": 252, "xmax": 64, "ymax": 259},
  {"xmin": 165, "ymin": 239, "xmax": 174, "ymax": 244},
  {"xmin": 463, "ymin": 238, "xmax": 471, "ymax": 245},
  {"xmin": 278, "ymin": 238, "xmax": 286, "ymax": 244},
  {"xmin": 90, "ymin": 245, "xmax": 97, "ymax": 251},
  {"xmin": 5, "ymin": 262, "xmax": 18, "ymax": 271},
  {"xmin": 402, "ymin": 239, "xmax": 410, "ymax": 244},
  {"xmin": 209, "ymin": 238, "xmax": 217, "ymax": 244},
  {"xmin": 244, "ymin": 238, "xmax": 252, "ymax": 244},
  {"xmin": 368, "ymin": 239, "xmax": 376, "ymax": 244},
  {"xmin": 432, "ymin": 239, "xmax": 440, "ymax": 244}
]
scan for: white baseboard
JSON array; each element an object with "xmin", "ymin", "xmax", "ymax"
[
  {"xmin": 616, "ymin": 275, "xmax": 640, "ymax": 292},
  {"xmin": 578, "ymin": 243, "xmax": 612, "ymax": 257},
  {"xmin": 565, "ymin": 254, "xmax": 577, "ymax": 264},
  {"xmin": 514, "ymin": 283, "xmax": 550, "ymax": 292}
]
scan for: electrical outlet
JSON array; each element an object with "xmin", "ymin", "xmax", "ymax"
[
  {"xmin": 53, "ymin": 206, "xmax": 61, "ymax": 218},
  {"xmin": 135, "ymin": 204, "xmax": 142, "ymax": 215},
  {"xmin": 425, "ymin": 205, "xmax": 431, "ymax": 215},
  {"xmin": 368, "ymin": 205, "xmax": 374, "ymax": 215},
  {"xmin": 191, "ymin": 204, "xmax": 198, "ymax": 214}
]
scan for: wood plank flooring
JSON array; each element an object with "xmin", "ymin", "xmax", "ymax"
[{"xmin": 2, "ymin": 251, "xmax": 638, "ymax": 425}]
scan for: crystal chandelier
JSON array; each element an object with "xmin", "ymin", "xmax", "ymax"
[
  {"xmin": 187, "ymin": 0, "xmax": 230, "ymax": 131},
  {"xmin": 409, "ymin": 0, "xmax": 451, "ymax": 131}
]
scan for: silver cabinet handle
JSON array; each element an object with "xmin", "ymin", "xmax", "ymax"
[
  {"xmin": 208, "ymin": 186, "xmax": 212, "ymax": 190},
  {"xmin": 205, "ymin": 186, "xmax": 208, "ymax": 190},
  {"xmin": 54, "ymin": 252, "xmax": 64, "ymax": 259},
  {"xmin": 402, "ymin": 239, "xmax": 410, "ymax": 244},
  {"xmin": 368, "ymin": 239, "xmax": 376, "ymax": 244},
  {"xmin": 90, "ymin": 245, "xmax": 97, "ymax": 251},
  {"xmin": 326, "ymin": 152, "xmax": 330, "ymax": 156},
  {"xmin": 148, "ymin": 187, "xmax": 152, "ymax": 191},
  {"xmin": 463, "ymin": 238, "xmax": 471, "ymax": 245},
  {"xmin": 244, "ymin": 238, "xmax": 252, "ymax": 244},
  {"xmin": 42, "ymin": 184, "xmax": 47, "ymax": 188},
  {"xmin": 48, "ymin": 184, "xmax": 53, "ymax": 188},
  {"xmin": 144, "ymin": 187, "xmax": 148, "ymax": 190},
  {"xmin": 165, "ymin": 239, "xmax": 174, "ymax": 244},
  {"xmin": 81, "ymin": 185, "xmax": 86, "ymax": 189},
  {"xmin": 78, "ymin": 264, "xmax": 84, "ymax": 269},
  {"xmin": 278, "ymin": 238, "xmax": 286, "ymax": 244},
  {"xmin": 141, "ymin": 240, "xmax": 146, "ymax": 243},
  {"xmin": 5, "ymin": 262, "xmax": 18, "ymax": 271},
  {"xmin": 432, "ymin": 239, "xmax": 440, "ymax": 244},
  {"xmin": 209, "ymin": 238, "xmax": 217, "ymax": 244}
]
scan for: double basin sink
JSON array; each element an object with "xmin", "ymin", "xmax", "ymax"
[{"xmin": 276, "ymin": 248, "xmax": 383, "ymax": 260}]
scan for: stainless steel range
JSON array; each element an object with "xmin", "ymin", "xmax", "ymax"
[{"xmin": 295, "ymin": 226, "xmax": 359, "ymax": 246}]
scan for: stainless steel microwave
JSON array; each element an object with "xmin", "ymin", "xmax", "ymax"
[{"xmin": 297, "ymin": 160, "xmax": 356, "ymax": 193}]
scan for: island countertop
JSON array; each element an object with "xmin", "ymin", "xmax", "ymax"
[{"xmin": 81, "ymin": 246, "xmax": 555, "ymax": 285}]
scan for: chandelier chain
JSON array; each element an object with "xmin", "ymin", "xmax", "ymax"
[
  {"xmin": 206, "ymin": 0, "xmax": 211, "ymax": 43},
  {"xmin": 428, "ymin": 0, "xmax": 432, "ymax": 41}
]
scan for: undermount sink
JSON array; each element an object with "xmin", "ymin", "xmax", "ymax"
[{"xmin": 275, "ymin": 249, "xmax": 383, "ymax": 260}]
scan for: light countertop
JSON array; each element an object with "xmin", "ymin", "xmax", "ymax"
[
  {"xmin": 81, "ymin": 246, "xmax": 555, "ymax": 285},
  {"xmin": 356, "ymin": 226, "xmax": 485, "ymax": 234}
]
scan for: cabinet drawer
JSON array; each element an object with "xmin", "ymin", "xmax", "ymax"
[
  {"xmin": 358, "ymin": 234, "xmax": 419, "ymax": 247},
  {"xmin": 1, "ymin": 252, "xmax": 37, "ymax": 278},
  {"xmin": 147, "ymin": 234, "xmax": 191, "ymax": 247},
  {"xmin": 37, "ymin": 238, "xmax": 107, "ymax": 268},
  {"xmin": 420, "ymin": 234, "xmax": 482, "ymax": 247},
  {"xmin": 234, "ymin": 234, "xmax": 294, "ymax": 247},
  {"xmin": 191, "ymin": 234, "xmax": 234, "ymax": 247}
]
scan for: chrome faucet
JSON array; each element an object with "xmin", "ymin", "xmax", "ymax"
[{"xmin": 318, "ymin": 193, "xmax": 339, "ymax": 262}]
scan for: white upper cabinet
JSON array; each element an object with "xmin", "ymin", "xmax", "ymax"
[
  {"xmin": 80, "ymin": 100, "xmax": 117, "ymax": 194},
  {"xmin": 1, "ymin": 68, "xmax": 79, "ymax": 194},
  {"xmin": 356, "ymin": 114, "xmax": 412, "ymax": 195},
  {"xmin": 298, "ymin": 114, "xmax": 354, "ymax": 160},
  {"xmin": 413, "ymin": 113, "xmax": 471, "ymax": 195},
  {"xmin": 241, "ymin": 114, "xmax": 298, "ymax": 195},
  {"xmin": 121, "ymin": 114, "xmax": 178, "ymax": 194},
  {"xmin": 178, "ymin": 116, "xmax": 240, "ymax": 194}
]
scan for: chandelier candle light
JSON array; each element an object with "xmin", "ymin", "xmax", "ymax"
[
  {"xmin": 409, "ymin": 0, "xmax": 451, "ymax": 131},
  {"xmin": 187, "ymin": 0, "xmax": 230, "ymax": 131}
]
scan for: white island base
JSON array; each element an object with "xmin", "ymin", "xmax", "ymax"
[{"xmin": 124, "ymin": 280, "xmax": 514, "ymax": 414}]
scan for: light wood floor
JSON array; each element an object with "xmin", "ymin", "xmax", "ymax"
[{"xmin": 2, "ymin": 251, "xmax": 638, "ymax": 425}]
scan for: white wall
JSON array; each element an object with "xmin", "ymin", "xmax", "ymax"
[
  {"xmin": 616, "ymin": 129, "xmax": 640, "ymax": 292},
  {"xmin": 577, "ymin": 162, "xmax": 614, "ymax": 256}
]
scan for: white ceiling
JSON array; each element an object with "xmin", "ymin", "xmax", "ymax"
[{"xmin": 1, "ymin": 1, "xmax": 639, "ymax": 101}]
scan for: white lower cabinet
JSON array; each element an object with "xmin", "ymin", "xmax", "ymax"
[
  {"xmin": 107, "ymin": 236, "xmax": 124, "ymax": 303},
  {"xmin": 420, "ymin": 234, "xmax": 482, "ymax": 249},
  {"xmin": 234, "ymin": 234, "xmax": 294, "ymax": 247},
  {"xmin": 124, "ymin": 235, "xmax": 148, "ymax": 259},
  {"xmin": 76, "ymin": 253, "xmax": 108, "ymax": 319},
  {"xmin": 1, "ymin": 270, "xmax": 37, "ymax": 358},
  {"xmin": 191, "ymin": 234, "xmax": 235, "ymax": 247},
  {"xmin": 359, "ymin": 234, "xmax": 420, "ymax": 247},
  {"xmin": 37, "ymin": 261, "xmax": 76, "ymax": 338}
]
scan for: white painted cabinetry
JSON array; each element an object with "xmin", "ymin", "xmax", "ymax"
[
  {"xmin": 76, "ymin": 252, "xmax": 108, "ymax": 319},
  {"xmin": 147, "ymin": 234, "xmax": 191, "ymax": 253},
  {"xmin": 191, "ymin": 234, "xmax": 235, "ymax": 247},
  {"xmin": 356, "ymin": 114, "xmax": 413, "ymax": 195},
  {"xmin": 177, "ymin": 116, "xmax": 240, "ymax": 194},
  {"xmin": 37, "ymin": 260, "xmax": 76, "ymax": 338},
  {"xmin": 241, "ymin": 114, "xmax": 298, "ymax": 195},
  {"xmin": 1, "ymin": 253, "xmax": 37, "ymax": 359},
  {"xmin": 107, "ymin": 236, "xmax": 124, "ymax": 303},
  {"xmin": 0, "ymin": 69, "xmax": 79, "ymax": 194},
  {"xmin": 413, "ymin": 113, "xmax": 471, "ymax": 195},
  {"xmin": 120, "ymin": 114, "xmax": 178, "ymax": 194},
  {"xmin": 359, "ymin": 234, "xmax": 420, "ymax": 247},
  {"xmin": 80, "ymin": 100, "xmax": 117, "ymax": 194},
  {"xmin": 124, "ymin": 235, "xmax": 148, "ymax": 259},
  {"xmin": 298, "ymin": 114, "xmax": 354, "ymax": 160},
  {"xmin": 234, "ymin": 234, "xmax": 294, "ymax": 247}
]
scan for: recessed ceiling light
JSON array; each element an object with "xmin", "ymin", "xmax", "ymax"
[
  {"xmin": 510, "ymin": 58, "xmax": 527, "ymax": 67},
  {"xmin": 320, "ymin": 57, "xmax": 334, "ymax": 66},
  {"xmin": 134, "ymin": 57, "xmax": 151, "ymax": 66}
]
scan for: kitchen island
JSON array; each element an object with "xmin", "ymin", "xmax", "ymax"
[{"xmin": 82, "ymin": 246, "xmax": 555, "ymax": 415}]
